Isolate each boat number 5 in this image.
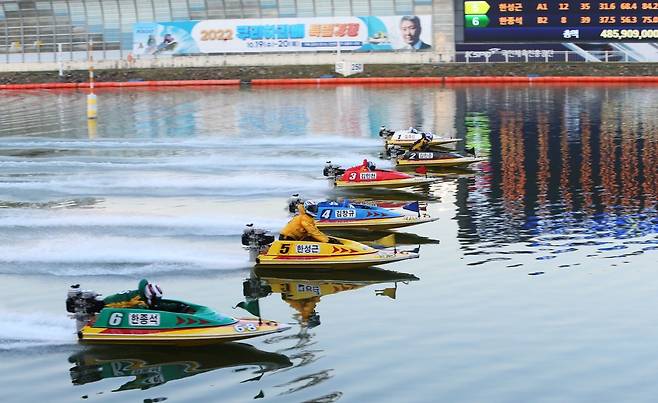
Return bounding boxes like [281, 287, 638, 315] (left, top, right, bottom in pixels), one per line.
[348, 172, 357, 181]
[234, 323, 258, 332]
[279, 243, 290, 254]
[108, 312, 123, 326]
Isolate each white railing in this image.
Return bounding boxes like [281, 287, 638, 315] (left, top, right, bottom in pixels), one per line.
[455, 50, 631, 63]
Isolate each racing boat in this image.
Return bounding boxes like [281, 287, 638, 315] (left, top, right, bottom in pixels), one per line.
[379, 126, 461, 148]
[287, 196, 436, 231]
[323, 160, 437, 189]
[242, 225, 419, 270]
[396, 150, 486, 168]
[69, 343, 292, 391]
[66, 284, 289, 345]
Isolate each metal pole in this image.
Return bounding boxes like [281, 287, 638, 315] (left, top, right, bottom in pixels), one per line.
[57, 43, 64, 77]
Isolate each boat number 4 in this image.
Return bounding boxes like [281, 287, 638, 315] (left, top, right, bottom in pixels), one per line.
[234, 322, 258, 332]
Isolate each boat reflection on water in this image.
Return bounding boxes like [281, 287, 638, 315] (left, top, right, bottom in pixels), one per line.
[68, 342, 292, 392]
[326, 229, 441, 246]
[244, 268, 419, 328]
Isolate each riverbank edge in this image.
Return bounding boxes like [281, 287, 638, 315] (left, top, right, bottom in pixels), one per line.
[1, 63, 657, 89]
[2, 75, 658, 90]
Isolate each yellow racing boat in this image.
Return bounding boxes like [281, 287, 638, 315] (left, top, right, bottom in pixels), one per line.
[396, 150, 486, 168]
[379, 126, 461, 148]
[242, 226, 418, 270]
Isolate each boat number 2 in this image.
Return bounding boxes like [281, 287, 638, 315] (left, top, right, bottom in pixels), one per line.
[108, 312, 123, 326]
[234, 322, 258, 332]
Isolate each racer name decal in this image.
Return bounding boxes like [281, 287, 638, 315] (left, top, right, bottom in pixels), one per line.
[129, 312, 160, 326]
[418, 152, 434, 159]
[396, 133, 418, 140]
[296, 283, 321, 296]
[296, 244, 320, 254]
[359, 172, 377, 180]
[334, 209, 356, 218]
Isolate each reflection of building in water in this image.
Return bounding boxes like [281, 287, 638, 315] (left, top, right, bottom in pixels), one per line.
[455, 86, 658, 245]
[432, 89, 457, 139]
[499, 111, 525, 219]
[367, 87, 456, 137]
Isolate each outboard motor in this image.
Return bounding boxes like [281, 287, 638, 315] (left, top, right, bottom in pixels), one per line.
[66, 284, 104, 332]
[465, 146, 477, 157]
[243, 278, 272, 299]
[323, 161, 345, 178]
[385, 145, 406, 158]
[242, 224, 275, 261]
[378, 126, 394, 138]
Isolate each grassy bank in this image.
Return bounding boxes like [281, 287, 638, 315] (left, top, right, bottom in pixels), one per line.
[1, 63, 657, 85]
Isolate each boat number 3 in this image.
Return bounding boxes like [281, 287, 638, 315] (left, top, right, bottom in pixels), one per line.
[348, 172, 357, 181]
[279, 243, 290, 254]
[108, 312, 123, 326]
[234, 322, 258, 332]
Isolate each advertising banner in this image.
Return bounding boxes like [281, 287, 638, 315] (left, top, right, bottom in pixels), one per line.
[133, 15, 432, 56]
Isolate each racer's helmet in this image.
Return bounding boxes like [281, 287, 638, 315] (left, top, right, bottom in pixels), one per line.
[423, 132, 434, 140]
[409, 127, 418, 134]
[368, 161, 376, 171]
[144, 282, 163, 306]
[303, 200, 318, 214]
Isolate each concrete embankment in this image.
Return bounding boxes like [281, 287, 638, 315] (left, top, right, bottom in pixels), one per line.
[1, 63, 657, 89]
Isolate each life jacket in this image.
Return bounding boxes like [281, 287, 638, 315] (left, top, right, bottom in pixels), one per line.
[279, 204, 329, 242]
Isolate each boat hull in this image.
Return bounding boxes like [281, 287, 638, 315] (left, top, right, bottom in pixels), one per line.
[316, 216, 437, 231]
[256, 251, 418, 270]
[386, 138, 460, 148]
[79, 318, 288, 346]
[396, 156, 486, 168]
[334, 177, 436, 189]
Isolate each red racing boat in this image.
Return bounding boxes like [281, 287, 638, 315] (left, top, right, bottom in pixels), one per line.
[323, 160, 437, 189]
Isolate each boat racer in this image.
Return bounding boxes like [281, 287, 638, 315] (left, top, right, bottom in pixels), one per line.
[280, 201, 336, 243]
[409, 132, 433, 151]
[359, 159, 376, 171]
[102, 279, 163, 309]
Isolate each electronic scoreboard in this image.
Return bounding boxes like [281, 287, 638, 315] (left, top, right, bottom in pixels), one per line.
[463, 1, 658, 41]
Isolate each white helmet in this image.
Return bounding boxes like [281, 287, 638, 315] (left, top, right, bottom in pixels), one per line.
[303, 200, 318, 214]
[144, 283, 163, 304]
[409, 127, 418, 134]
[423, 132, 434, 140]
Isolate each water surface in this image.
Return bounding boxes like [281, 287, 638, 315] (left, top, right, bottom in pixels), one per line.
[0, 84, 656, 402]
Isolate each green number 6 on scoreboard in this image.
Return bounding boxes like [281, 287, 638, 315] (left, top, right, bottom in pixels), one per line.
[465, 15, 490, 28]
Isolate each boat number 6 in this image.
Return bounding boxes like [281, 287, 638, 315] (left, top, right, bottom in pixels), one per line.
[108, 312, 123, 326]
[348, 172, 357, 181]
[234, 323, 258, 332]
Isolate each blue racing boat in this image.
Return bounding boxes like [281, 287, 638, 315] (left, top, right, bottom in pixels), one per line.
[288, 197, 436, 231]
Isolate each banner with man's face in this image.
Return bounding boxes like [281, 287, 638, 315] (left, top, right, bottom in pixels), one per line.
[133, 15, 432, 56]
